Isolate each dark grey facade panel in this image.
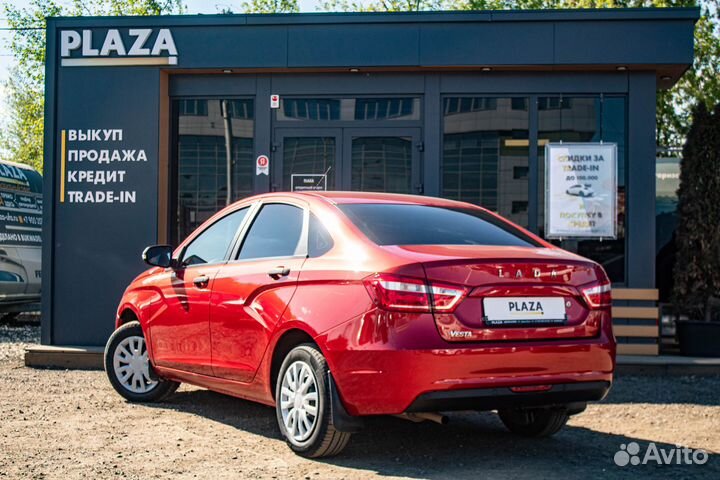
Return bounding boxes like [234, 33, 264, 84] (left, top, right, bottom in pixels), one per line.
[554, 20, 695, 65]
[172, 26, 288, 68]
[422, 74, 442, 197]
[527, 97, 539, 233]
[288, 25, 420, 67]
[51, 67, 160, 345]
[626, 72, 657, 289]
[41, 21, 58, 345]
[419, 23, 555, 66]
[486, 8, 699, 22]
[254, 75, 273, 195]
[49, 9, 698, 71]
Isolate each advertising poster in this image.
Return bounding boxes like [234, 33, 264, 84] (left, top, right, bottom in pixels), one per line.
[0, 164, 43, 247]
[545, 143, 617, 239]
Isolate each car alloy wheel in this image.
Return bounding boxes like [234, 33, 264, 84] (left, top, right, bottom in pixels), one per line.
[279, 360, 319, 443]
[112, 335, 158, 394]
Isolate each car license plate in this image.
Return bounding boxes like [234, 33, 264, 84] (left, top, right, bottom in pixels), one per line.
[483, 297, 566, 326]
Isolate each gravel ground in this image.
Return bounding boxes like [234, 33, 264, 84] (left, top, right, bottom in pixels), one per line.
[1, 324, 718, 480]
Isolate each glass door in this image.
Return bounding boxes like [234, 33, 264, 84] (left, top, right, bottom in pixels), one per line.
[342, 128, 422, 195]
[273, 128, 342, 192]
[274, 127, 422, 194]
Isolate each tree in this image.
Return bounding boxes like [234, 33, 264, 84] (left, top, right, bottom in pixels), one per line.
[242, 0, 299, 13]
[321, 0, 447, 12]
[672, 102, 720, 320]
[0, 0, 184, 171]
[321, 0, 720, 149]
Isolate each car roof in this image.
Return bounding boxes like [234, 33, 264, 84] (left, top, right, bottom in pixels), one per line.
[268, 191, 474, 207]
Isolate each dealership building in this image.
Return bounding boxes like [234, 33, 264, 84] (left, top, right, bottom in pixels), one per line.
[38, 8, 698, 357]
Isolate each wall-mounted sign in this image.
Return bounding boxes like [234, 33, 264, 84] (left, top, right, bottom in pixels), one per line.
[545, 143, 617, 239]
[270, 94, 280, 109]
[60, 28, 177, 67]
[59, 128, 144, 205]
[291, 174, 327, 192]
[256, 155, 269, 176]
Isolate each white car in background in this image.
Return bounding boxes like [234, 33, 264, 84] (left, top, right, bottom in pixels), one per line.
[0, 160, 42, 321]
[566, 184, 594, 198]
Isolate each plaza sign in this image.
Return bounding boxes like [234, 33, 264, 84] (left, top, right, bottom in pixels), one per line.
[545, 143, 617, 239]
[60, 29, 177, 67]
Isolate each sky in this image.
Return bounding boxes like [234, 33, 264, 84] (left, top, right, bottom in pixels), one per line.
[0, 0, 348, 131]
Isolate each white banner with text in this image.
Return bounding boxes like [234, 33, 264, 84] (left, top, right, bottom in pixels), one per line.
[545, 143, 617, 239]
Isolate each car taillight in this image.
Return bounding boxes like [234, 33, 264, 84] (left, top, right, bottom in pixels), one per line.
[581, 282, 612, 308]
[363, 273, 466, 313]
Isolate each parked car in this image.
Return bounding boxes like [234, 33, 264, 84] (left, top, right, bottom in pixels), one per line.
[0, 160, 42, 319]
[566, 184, 594, 197]
[104, 192, 615, 457]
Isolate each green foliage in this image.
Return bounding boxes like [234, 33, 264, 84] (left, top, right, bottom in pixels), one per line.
[1, 0, 62, 171]
[672, 102, 720, 320]
[0, 0, 184, 171]
[241, 0, 300, 13]
[322, 0, 720, 149]
[2, 70, 45, 172]
[321, 0, 446, 11]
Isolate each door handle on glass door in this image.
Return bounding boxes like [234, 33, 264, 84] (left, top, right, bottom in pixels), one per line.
[193, 275, 210, 288]
[268, 266, 290, 280]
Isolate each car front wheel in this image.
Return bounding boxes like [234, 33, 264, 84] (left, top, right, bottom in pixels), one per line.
[275, 344, 351, 458]
[104, 321, 179, 402]
[498, 407, 569, 437]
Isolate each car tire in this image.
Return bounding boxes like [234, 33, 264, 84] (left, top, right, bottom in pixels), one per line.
[104, 321, 179, 403]
[498, 407, 569, 437]
[275, 344, 351, 458]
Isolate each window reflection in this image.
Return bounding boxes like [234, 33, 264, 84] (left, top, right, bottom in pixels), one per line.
[351, 137, 412, 193]
[355, 98, 415, 120]
[280, 99, 340, 121]
[442, 97, 530, 227]
[656, 153, 681, 300]
[175, 98, 254, 243]
[277, 97, 420, 122]
[282, 137, 336, 190]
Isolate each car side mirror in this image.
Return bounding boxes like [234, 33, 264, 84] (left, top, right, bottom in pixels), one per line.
[142, 245, 175, 268]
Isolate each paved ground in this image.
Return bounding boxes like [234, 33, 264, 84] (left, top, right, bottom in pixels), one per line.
[1, 324, 718, 479]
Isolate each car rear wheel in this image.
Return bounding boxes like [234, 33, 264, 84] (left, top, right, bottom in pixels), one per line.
[275, 344, 351, 458]
[498, 407, 569, 437]
[104, 321, 179, 402]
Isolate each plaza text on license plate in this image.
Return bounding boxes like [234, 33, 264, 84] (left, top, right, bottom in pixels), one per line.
[482, 297, 567, 326]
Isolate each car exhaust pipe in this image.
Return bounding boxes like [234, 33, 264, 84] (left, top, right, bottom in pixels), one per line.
[395, 412, 449, 425]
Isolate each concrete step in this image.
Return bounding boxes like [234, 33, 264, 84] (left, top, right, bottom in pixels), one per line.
[25, 345, 104, 370]
[616, 354, 720, 376]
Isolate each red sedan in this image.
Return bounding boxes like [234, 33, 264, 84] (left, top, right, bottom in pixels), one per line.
[104, 192, 615, 457]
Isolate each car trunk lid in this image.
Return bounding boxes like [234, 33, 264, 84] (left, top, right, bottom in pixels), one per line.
[384, 245, 606, 342]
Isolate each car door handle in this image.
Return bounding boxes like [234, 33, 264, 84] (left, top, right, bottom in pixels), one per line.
[268, 266, 290, 280]
[193, 275, 210, 289]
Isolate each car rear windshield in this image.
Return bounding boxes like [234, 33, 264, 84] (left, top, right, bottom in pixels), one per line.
[338, 203, 541, 248]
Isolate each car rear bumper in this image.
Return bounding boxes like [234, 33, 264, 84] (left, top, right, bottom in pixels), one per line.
[406, 380, 611, 412]
[319, 312, 615, 416]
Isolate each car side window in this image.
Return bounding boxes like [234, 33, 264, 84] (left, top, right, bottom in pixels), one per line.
[238, 204, 304, 260]
[308, 214, 333, 257]
[182, 207, 248, 267]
